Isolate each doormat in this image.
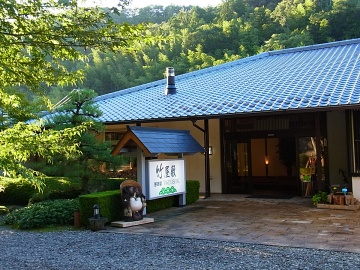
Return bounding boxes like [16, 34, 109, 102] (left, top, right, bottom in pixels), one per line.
[246, 195, 294, 199]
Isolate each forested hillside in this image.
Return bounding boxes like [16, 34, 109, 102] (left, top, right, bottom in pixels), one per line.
[48, 0, 360, 101]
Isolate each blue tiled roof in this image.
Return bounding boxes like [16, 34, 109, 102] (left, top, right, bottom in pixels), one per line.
[113, 126, 204, 155]
[95, 39, 360, 123]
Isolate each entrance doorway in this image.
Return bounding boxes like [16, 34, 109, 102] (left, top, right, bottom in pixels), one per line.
[224, 140, 251, 193]
[224, 137, 298, 194]
[221, 113, 328, 195]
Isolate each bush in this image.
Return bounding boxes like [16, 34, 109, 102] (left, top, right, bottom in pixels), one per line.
[78, 190, 122, 225]
[0, 179, 36, 205]
[0, 177, 82, 205]
[186, 180, 200, 205]
[146, 196, 175, 213]
[1, 199, 79, 229]
[147, 180, 200, 212]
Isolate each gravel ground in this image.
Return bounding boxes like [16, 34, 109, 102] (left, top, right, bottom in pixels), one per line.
[1, 227, 360, 270]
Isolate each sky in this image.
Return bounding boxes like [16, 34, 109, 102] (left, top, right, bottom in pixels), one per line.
[82, 0, 223, 9]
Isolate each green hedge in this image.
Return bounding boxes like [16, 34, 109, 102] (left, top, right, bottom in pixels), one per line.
[185, 180, 200, 205]
[78, 180, 200, 226]
[147, 180, 200, 211]
[78, 190, 122, 225]
[146, 196, 174, 213]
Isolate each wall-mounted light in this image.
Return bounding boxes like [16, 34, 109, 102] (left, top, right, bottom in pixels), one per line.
[264, 156, 269, 165]
[203, 146, 213, 155]
[264, 156, 269, 177]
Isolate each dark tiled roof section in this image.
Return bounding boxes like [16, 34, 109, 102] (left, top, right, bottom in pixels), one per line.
[130, 126, 204, 154]
[94, 39, 360, 123]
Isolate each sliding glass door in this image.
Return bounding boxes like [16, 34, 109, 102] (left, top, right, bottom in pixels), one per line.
[224, 140, 251, 193]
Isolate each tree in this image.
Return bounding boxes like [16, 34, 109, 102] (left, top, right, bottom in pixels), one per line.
[271, 0, 316, 31]
[32, 0, 360, 106]
[40, 89, 124, 192]
[0, 0, 143, 190]
[329, 0, 360, 40]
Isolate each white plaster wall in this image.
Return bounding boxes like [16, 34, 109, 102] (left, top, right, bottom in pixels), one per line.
[327, 111, 348, 186]
[208, 119, 222, 193]
[352, 177, 360, 199]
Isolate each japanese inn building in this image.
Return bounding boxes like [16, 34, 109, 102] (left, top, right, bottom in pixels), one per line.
[93, 38, 360, 198]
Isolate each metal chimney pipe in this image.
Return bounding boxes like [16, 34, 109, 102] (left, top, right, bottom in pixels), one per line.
[165, 67, 176, 95]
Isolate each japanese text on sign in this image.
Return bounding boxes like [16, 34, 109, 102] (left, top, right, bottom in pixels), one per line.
[147, 159, 185, 200]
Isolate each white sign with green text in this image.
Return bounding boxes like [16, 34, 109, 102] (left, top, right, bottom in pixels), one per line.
[146, 159, 186, 200]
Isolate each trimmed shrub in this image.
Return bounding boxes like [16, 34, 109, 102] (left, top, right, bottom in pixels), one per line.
[78, 180, 200, 224]
[1, 199, 79, 229]
[186, 180, 200, 205]
[78, 190, 122, 225]
[147, 180, 200, 211]
[146, 196, 174, 213]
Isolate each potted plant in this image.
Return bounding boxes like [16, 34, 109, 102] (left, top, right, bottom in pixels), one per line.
[311, 191, 328, 206]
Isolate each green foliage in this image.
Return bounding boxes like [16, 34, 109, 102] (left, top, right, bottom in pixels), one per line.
[0, 178, 38, 205]
[46, 0, 360, 100]
[0, 121, 88, 190]
[186, 180, 201, 205]
[146, 197, 175, 213]
[0, 177, 82, 205]
[79, 190, 122, 225]
[147, 180, 200, 211]
[0, 0, 144, 189]
[39, 89, 125, 192]
[3, 1, 358, 103]
[100, 178, 125, 191]
[0, 0, 142, 92]
[142, 180, 201, 212]
[1, 199, 79, 229]
[312, 191, 328, 206]
[51, 89, 103, 128]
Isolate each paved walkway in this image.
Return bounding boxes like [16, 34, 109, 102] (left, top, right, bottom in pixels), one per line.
[104, 194, 360, 253]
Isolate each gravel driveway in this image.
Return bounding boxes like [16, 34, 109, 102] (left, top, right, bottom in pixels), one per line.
[1, 227, 359, 270]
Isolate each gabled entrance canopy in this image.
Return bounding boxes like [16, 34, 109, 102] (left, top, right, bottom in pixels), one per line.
[111, 126, 204, 156]
[111, 125, 204, 207]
